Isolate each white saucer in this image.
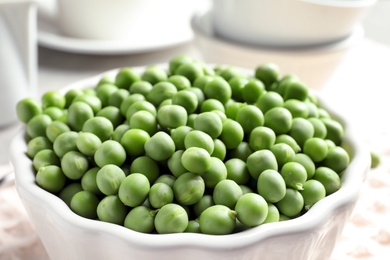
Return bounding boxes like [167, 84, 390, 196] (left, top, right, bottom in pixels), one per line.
[38, 13, 194, 55]
[192, 9, 365, 53]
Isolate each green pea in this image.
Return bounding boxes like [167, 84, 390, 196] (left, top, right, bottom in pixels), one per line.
[240, 185, 253, 195]
[227, 141, 253, 162]
[264, 107, 292, 135]
[289, 118, 315, 148]
[193, 194, 215, 217]
[187, 87, 205, 110]
[255, 63, 280, 89]
[213, 179, 243, 209]
[175, 62, 204, 84]
[121, 129, 150, 157]
[41, 91, 66, 109]
[72, 94, 102, 114]
[211, 138, 227, 161]
[313, 166, 341, 195]
[16, 97, 42, 123]
[124, 206, 156, 233]
[235, 105, 264, 135]
[256, 91, 284, 114]
[235, 193, 268, 227]
[280, 162, 307, 190]
[225, 102, 245, 119]
[321, 118, 344, 145]
[157, 104, 188, 129]
[185, 220, 201, 233]
[200, 98, 225, 113]
[200, 157, 227, 188]
[59, 183, 83, 207]
[170, 125, 192, 151]
[43, 107, 66, 121]
[275, 188, 304, 217]
[169, 55, 193, 74]
[115, 67, 141, 89]
[36, 165, 66, 193]
[27, 136, 53, 159]
[283, 81, 308, 101]
[154, 174, 176, 188]
[308, 118, 327, 139]
[257, 169, 286, 203]
[370, 151, 381, 168]
[125, 100, 157, 121]
[204, 77, 232, 104]
[27, 114, 53, 139]
[81, 167, 101, 195]
[225, 158, 250, 185]
[246, 150, 278, 180]
[70, 191, 99, 219]
[129, 110, 157, 136]
[119, 173, 150, 207]
[291, 153, 316, 180]
[171, 90, 198, 114]
[129, 81, 153, 96]
[112, 124, 130, 143]
[96, 83, 118, 107]
[323, 146, 350, 174]
[263, 203, 280, 224]
[199, 205, 236, 235]
[96, 106, 124, 128]
[147, 81, 177, 107]
[32, 149, 60, 171]
[219, 66, 245, 82]
[53, 131, 78, 158]
[97, 195, 127, 225]
[193, 112, 223, 139]
[303, 137, 329, 162]
[270, 143, 295, 168]
[130, 156, 160, 183]
[145, 131, 176, 161]
[46, 121, 70, 143]
[241, 79, 265, 104]
[184, 130, 214, 155]
[249, 126, 276, 151]
[173, 172, 205, 205]
[149, 183, 174, 209]
[94, 140, 127, 167]
[64, 89, 84, 108]
[275, 134, 301, 153]
[168, 75, 191, 90]
[154, 203, 188, 234]
[299, 180, 326, 210]
[120, 93, 145, 116]
[228, 76, 248, 101]
[181, 147, 211, 174]
[67, 102, 94, 132]
[283, 99, 309, 118]
[219, 119, 244, 149]
[167, 150, 187, 178]
[61, 151, 89, 180]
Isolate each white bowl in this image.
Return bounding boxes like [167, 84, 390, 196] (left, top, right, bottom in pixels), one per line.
[191, 9, 365, 89]
[10, 65, 370, 260]
[211, 0, 376, 47]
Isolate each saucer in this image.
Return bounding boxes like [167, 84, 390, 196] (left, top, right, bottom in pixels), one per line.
[37, 11, 195, 55]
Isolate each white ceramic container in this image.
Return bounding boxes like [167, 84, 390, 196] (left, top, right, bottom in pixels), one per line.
[10, 65, 370, 260]
[211, 0, 377, 47]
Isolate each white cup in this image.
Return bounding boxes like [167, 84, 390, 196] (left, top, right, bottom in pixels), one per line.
[0, 0, 37, 127]
[39, 0, 154, 40]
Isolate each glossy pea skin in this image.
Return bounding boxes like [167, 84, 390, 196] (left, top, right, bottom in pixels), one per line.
[125, 100, 157, 120]
[129, 81, 153, 96]
[53, 131, 78, 158]
[96, 164, 126, 195]
[144, 131, 176, 161]
[275, 134, 301, 153]
[308, 118, 327, 139]
[120, 129, 150, 157]
[255, 63, 280, 89]
[235, 105, 264, 135]
[147, 82, 177, 107]
[242, 79, 265, 104]
[246, 149, 278, 180]
[154, 203, 188, 234]
[256, 91, 284, 114]
[112, 124, 130, 143]
[43, 107, 66, 121]
[129, 110, 157, 136]
[184, 130, 214, 155]
[235, 193, 268, 227]
[76, 132, 102, 157]
[130, 156, 160, 183]
[41, 91, 66, 109]
[193, 194, 215, 217]
[170, 125, 192, 151]
[96, 106, 124, 128]
[27, 114, 53, 139]
[213, 179, 243, 209]
[263, 203, 280, 224]
[219, 119, 244, 150]
[97, 195, 128, 225]
[181, 147, 211, 175]
[120, 94, 145, 116]
[67, 101, 94, 132]
[174, 62, 204, 84]
[227, 141, 253, 162]
[36, 165, 66, 193]
[249, 126, 276, 151]
[46, 121, 71, 143]
[275, 188, 304, 217]
[225, 158, 250, 185]
[172, 90, 198, 114]
[154, 174, 176, 189]
[303, 137, 329, 162]
[289, 118, 315, 148]
[168, 75, 191, 90]
[211, 138, 227, 161]
[323, 146, 350, 174]
[64, 89, 84, 108]
[81, 167, 102, 195]
[200, 98, 225, 113]
[290, 153, 316, 180]
[72, 94, 102, 114]
[96, 83, 118, 107]
[167, 150, 187, 178]
[115, 67, 141, 89]
[149, 182, 174, 209]
[313, 167, 341, 195]
[203, 77, 232, 104]
[280, 162, 307, 190]
[59, 183, 83, 207]
[27, 136, 53, 159]
[33, 149, 60, 171]
[283, 81, 309, 101]
[118, 173, 150, 207]
[270, 143, 295, 168]
[199, 205, 236, 235]
[185, 220, 201, 233]
[16, 98, 42, 123]
[124, 206, 156, 233]
[200, 157, 227, 188]
[299, 179, 326, 210]
[264, 107, 292, 135]
[94, 140, 127, 167]
[257, 169, 286, 203]
[70, 191, 100, 219]
[229, 76, 248, 101]
[61, 151, 89, 180]
[321, 118, 344, 145]
[193, 111, 223, 139]
[283, 99, 309, 118]
[157, 104, 188, 129]
[173, 172, 205, 205]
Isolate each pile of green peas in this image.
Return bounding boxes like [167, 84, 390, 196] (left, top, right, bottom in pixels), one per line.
[16, 55, 350, 235]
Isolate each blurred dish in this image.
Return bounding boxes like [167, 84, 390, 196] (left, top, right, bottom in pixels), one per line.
[191, 9, 364, 89]
[37, 4, 195, 55]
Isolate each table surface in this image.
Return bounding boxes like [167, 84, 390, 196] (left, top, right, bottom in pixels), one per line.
[1, 9, 390, 260]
